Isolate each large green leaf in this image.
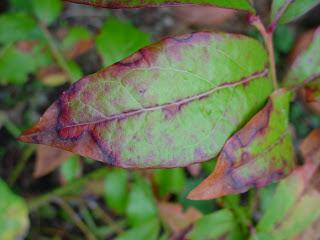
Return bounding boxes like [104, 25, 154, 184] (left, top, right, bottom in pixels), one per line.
[271, 0, 320, 25]
[96, 17, 151, 67]
[19, 32, 272, 168]
[284, 27, 320, 89]
[65, 0, 254, 12]
[189, 89, 295, 199]
[0, 179, 29, 239]
[253, 129, 320, 240]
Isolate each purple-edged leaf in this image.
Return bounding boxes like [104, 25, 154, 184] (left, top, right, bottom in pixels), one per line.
[284, 27, 320, 89]
[65, 0, 254, 12]
[188, 89, 295, 200]
[19, 32, 272, 168]
[252, 129, 320, 240]
[271, 0, 320, 25]
[284, 27, 320, 113]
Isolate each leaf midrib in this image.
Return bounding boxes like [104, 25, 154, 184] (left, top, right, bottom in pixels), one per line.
[62, 69, 268, 130]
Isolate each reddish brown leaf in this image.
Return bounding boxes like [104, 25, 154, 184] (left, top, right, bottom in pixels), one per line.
[65, 38, 94, 59]
[175, 6, 236, 26]
[188, 89, 295, 200]
[33, 145, 72, 178]
[158, 202, 202, 234]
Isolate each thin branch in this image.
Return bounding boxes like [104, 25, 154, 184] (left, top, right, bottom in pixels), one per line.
[249, 15, 278, 89]
[27, 167, 109, 210]
[88, 200, 124, 235]
[268, 0, 293, 33]
[39, 22, 76, 82]
[8, 145, 36, 185]
[55, 198, 96, 240]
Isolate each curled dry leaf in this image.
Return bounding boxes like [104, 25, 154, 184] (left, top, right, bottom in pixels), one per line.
[18, 32, 272, 168]
[65, 0, 254, 12]
[284, 27, 320, 114]
[34, 145, 72, 178]
[158, 202, 202, 234]
[253, 129, 320, 240]
[188, 89, 295, 200]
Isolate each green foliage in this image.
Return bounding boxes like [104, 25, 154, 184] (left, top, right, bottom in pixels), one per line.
[0, 179, 29, 240]
[31, 0, 62, 25]
[2, 0, 320, 239]
[126, 176, 158, 226]
[60, 155, 82, 182]
[0, 13, 37, 44]
[154, 168, 186, 196]
[96, 17, 151, 66]
[271, 0, 320, 24]
[104, 169, 129, 214]
[115, 218, 159, 240]
[187, 209, 238, 240]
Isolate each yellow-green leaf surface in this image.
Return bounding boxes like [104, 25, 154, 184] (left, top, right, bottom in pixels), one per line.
[189, 89, 294, 200]
[19, 32, 272, 168]
[0, 179, 29, 239]
[271, 0, 320, 24]
[65, 0, 254, 11]
[252, 129, 320, 240]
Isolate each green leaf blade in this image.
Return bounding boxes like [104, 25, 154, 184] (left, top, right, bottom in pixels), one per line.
[19, 32, 272, 168]
[0, 179, 29, 240]
[271, 0, 320, 25]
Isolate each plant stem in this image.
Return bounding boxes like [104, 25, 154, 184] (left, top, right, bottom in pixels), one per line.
[55, 198, 96, 240]
[39, 22, 76, 82]
[27, 167, 109, 210]
[8, 145, 36, 186]
[88, 200, 124, 235]
[249, 15, 278, 89]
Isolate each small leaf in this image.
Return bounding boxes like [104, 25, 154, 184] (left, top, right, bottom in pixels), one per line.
[158, 202, 202, 234]
[59, 155, 82, 183]
[0, 13, 37, 44]
[188, 89, 295, 200]
[115, 218, 159, 240]
[61, 26, 93, 59]
[19, 32, 272, 168]
[271, 0, 320, 25]
[32, 0, 62, 25]
[126, 176, 157, 226]
[253, 129, 320, 240]
[96, 17, 151, 67]
[154, 168, 186, 196]
[34, 145, 72, 178]
[187, 209, 237, 240]
[66, 0, 254, 12]
[0, 179, 29, 239]
[104, 169, 129, 214]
